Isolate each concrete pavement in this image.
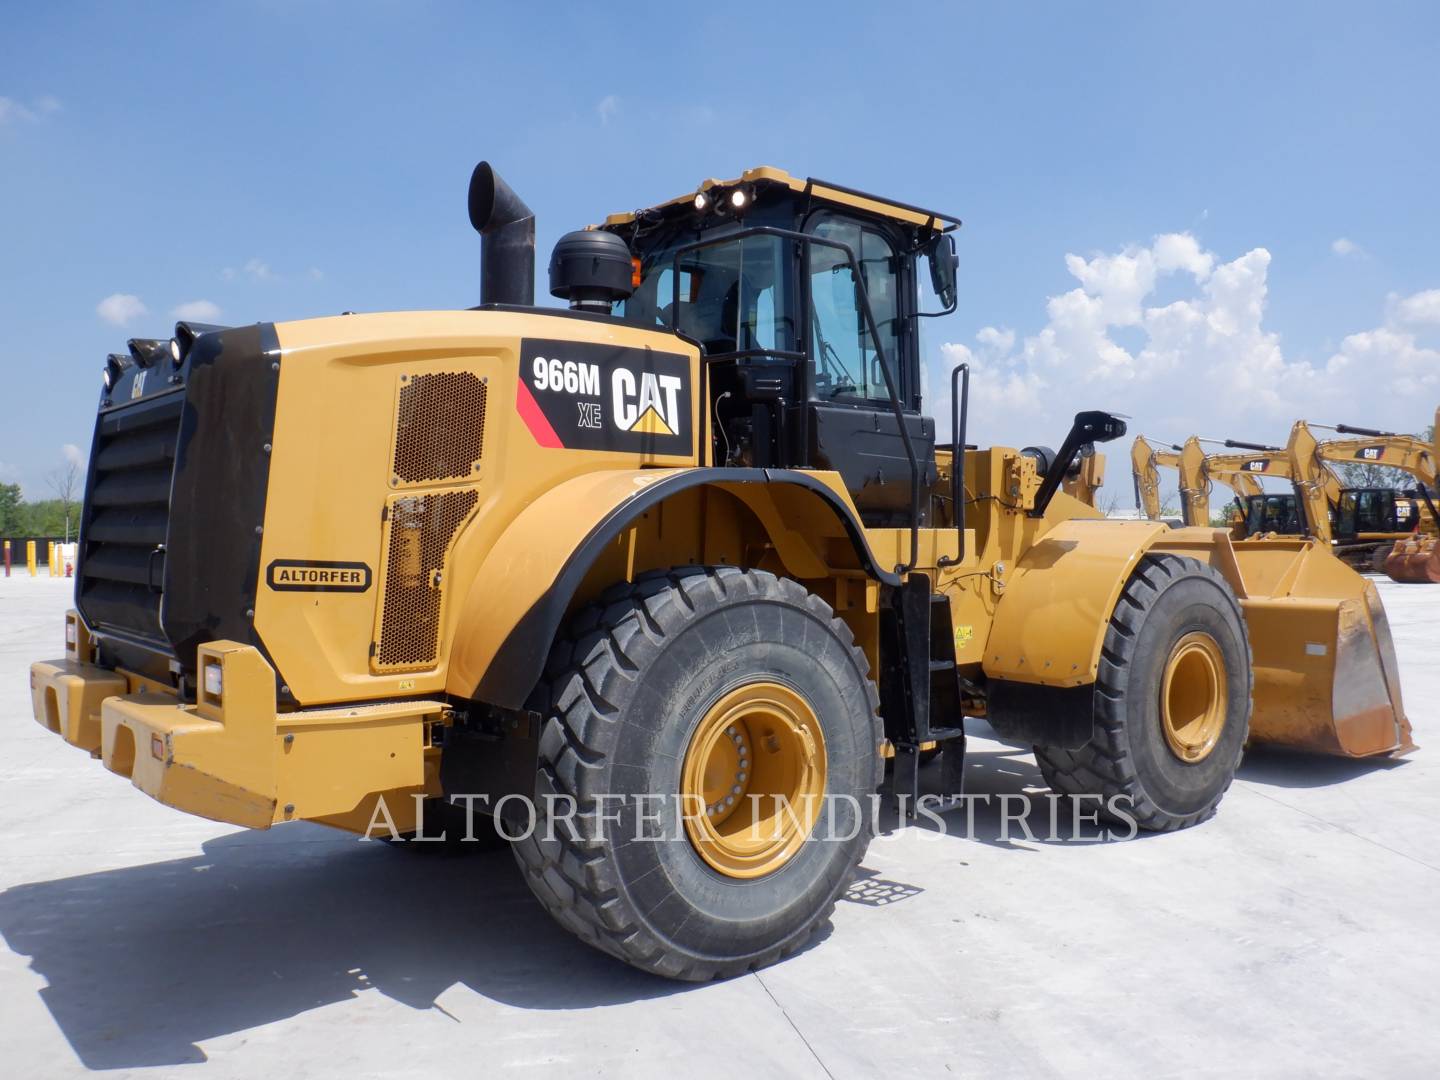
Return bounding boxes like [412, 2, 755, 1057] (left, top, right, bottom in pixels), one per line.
[1, 571, 1436, 1078]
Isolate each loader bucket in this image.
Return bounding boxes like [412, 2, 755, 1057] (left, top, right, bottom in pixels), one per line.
[1231, 540, 1414, 758]
[1384, 535, 1440, 584]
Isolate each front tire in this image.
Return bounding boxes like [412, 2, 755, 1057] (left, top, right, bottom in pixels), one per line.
[511, 566, 882, 980]
[1034, 553, 1252, 831]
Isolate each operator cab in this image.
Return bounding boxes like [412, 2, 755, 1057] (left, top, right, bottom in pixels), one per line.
[1335, 487, 1411, 538]
[1241, 493, 1301, 536]
[600, 168, 961, 527]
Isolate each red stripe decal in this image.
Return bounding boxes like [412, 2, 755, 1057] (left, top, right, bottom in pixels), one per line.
[515, 377, 563, 448]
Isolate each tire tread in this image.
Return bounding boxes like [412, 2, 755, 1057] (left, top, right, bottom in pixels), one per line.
[511, 566, 883, 980]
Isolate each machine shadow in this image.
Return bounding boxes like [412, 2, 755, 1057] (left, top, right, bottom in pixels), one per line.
[1236, 744, 1411, 789]
[0, 825, 688, 1071]
[877, 735, 1154, 850]
[5, 731, 1351, 1070]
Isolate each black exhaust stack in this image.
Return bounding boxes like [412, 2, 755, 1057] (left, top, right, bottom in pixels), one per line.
[468, 162, 534, 306]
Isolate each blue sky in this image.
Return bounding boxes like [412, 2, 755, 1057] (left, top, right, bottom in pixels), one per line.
[2, 2, 1437, 502]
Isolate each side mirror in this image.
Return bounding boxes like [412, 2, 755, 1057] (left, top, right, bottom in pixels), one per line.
[924, 233, 959, 312]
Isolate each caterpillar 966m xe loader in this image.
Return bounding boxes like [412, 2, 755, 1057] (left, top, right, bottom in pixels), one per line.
[30, 163, 1414, 980]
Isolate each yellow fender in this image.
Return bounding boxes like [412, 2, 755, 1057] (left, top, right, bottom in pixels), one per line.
[983, 519, 1171, 687]
[445, 466, 892, 708]
[984, 521, 1410, 758]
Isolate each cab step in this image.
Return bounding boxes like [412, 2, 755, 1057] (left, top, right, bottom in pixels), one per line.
[880, 575, 967, 813]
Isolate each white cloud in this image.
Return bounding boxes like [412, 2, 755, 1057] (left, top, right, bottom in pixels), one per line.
[596, 94, 619, 126]
[930, 232, 1440, 494]
[0, 97, 36, 125]
[1393, 288, 1440, 326]
[61, 443, 85, 467]
[1331, 237, 1364, 257]
[172, 299, 222, 321]
[224, 258, 272, 281]
[96, 293, 147, 326]
[0, 94, 60, 126]
[307, 266, 325, 281]
[1154, 233, 1214, 279]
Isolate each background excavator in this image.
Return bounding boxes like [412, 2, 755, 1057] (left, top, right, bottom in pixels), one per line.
[1132, 435, 1295, 537]
[1284, 413, 1439, 583]
[1130, 435, 1191, 525]
[1134, 420, 1437, 581]
[1194, 442, 1299, 538]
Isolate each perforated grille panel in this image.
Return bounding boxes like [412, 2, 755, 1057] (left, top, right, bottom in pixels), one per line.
[392, 372, 487, 485]
[373, 488, 479, 671]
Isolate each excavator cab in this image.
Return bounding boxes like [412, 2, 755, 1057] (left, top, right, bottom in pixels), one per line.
[1243, 492, 1301, 536]
[1335, 487, 1405, 538]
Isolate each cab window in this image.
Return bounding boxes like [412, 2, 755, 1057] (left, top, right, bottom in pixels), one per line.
[807, 217, 901, 404]
[631, 234, 794, 356]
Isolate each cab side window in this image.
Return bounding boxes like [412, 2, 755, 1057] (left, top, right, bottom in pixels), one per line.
[808, 217, 901, 404]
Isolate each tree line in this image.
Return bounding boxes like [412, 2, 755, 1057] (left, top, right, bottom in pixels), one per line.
[0, 458, 84, 540]
[0, 487, 76, 539]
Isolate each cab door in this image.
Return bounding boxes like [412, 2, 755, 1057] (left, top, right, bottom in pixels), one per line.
[804, 214, 936, 526]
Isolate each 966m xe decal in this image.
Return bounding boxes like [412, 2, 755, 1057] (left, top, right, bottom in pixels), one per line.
[516, 338, 692, 455]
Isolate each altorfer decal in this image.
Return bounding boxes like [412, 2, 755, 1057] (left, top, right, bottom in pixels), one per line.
[266, 559, 373, 593]
[516, 338, 691, 454]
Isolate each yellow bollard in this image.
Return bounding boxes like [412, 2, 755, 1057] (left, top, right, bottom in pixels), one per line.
[27, 540, 37, 577]
[49, 542, 59, 577]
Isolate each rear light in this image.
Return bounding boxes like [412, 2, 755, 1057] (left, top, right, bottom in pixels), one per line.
[203, 662, 223, 699]
[65, 622, 76, 646]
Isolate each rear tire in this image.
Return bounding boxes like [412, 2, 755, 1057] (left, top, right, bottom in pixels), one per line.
[1033, 553, 1252, 831]
[511, 566, 883, 980]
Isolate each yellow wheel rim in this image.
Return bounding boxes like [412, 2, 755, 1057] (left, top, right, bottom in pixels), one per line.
[680, 682, 827, 880]
[1160, 632, 1227, 764]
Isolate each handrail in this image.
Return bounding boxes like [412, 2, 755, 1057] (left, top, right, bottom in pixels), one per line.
[937, 363, 969, 566]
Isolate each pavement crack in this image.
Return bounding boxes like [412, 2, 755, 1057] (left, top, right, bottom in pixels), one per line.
[1239, 782, 1440, 873]
[752, 971, 834, 1080]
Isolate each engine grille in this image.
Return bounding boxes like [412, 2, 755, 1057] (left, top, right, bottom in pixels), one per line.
[392, 372, 488, 485]
[77, 391, 184, 644]
[373, 488, 480, 671]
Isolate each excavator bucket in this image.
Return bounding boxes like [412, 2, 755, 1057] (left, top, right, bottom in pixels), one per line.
[1384, 534, 1440, 584]
[1218, 537, 1416, 757]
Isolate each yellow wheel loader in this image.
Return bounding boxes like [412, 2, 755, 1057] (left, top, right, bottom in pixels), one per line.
[30, 163, 1414, 980]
